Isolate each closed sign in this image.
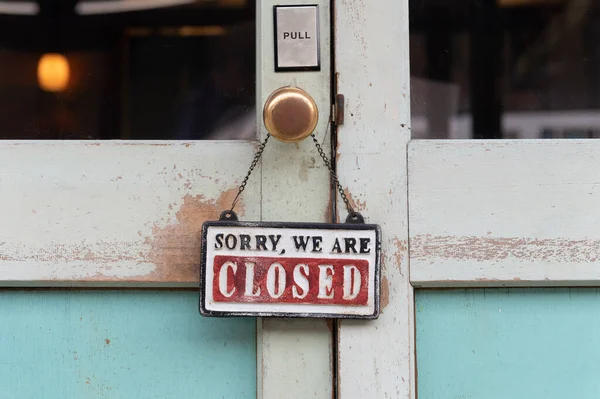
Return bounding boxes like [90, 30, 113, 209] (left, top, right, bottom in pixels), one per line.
[200, 221, 381, 319]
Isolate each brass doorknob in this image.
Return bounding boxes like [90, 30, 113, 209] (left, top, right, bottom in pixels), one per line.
[263, 86, 319, 143]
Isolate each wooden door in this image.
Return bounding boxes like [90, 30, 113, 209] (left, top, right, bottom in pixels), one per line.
[0, 1, 334, 397]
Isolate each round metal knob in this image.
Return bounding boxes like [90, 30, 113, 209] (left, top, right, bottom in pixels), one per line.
[263, 86, 319, 143]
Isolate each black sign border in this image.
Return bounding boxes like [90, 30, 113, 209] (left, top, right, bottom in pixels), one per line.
[199, 220, 381, 319]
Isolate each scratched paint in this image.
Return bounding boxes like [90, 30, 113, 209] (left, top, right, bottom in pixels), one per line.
[417, 288, 600, 398]
[412, 235, 600, 263]
[411, 234, 600, 287]
[0, 290, 256, 398]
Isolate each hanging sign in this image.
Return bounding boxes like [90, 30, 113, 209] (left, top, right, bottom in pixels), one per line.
[200, 219, 381, 319]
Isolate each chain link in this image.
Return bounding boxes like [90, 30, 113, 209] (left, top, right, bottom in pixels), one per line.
[229, 133, 271, 212]
[310, 133, 355, 216]
[228, 128, 359, 221]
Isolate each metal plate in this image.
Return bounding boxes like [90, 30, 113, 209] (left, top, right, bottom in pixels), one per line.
[274, 5, 320, 72]
[199, 220, 381, 319]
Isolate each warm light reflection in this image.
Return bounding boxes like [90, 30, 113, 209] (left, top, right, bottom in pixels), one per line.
[37, 53, 70, 92]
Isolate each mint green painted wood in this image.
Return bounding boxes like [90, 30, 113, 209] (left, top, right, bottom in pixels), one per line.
[416, 288, 600, 399]
[0, 291, 255, 398]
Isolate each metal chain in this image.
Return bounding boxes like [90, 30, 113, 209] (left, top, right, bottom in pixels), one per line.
[310, 133, 356, 216]
[226, 127, 361, 223]
[229, 133, 271, 212]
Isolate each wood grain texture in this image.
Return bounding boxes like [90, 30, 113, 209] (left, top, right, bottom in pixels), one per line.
[336, 0, 414, 397]
[257, 1, 333, 398]
[0, 141, 260, 286]
[409, 140, 600, 287]
[0, 290, 256, 398]
[416, 288, 600, 398]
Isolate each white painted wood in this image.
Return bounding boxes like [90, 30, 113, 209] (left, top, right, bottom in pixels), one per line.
[335, 0, 414, 398]
[257, 0, 333, 397]
[409, 139, 600, 287]
[0, 140, 260, 287]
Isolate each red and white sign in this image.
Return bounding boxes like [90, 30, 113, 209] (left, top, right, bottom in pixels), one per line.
[200, 222, 381, 318]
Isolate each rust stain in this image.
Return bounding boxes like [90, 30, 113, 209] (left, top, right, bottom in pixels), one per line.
[412, 234, 600, 263]
[324, 192, 334, 223]
[104, 338, 110, 345]
[326, 319, 335, 333]
[142, 188, 241, 282]
[343, 188, 367, 212]
[380, 275, 390, 311]
[335, 133, 342, 163]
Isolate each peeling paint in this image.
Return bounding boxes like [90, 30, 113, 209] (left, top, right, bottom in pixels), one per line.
[343, 188, 367, 212]
[392, 238, 407, 274]
[143, 188, 241, 282]
[412, 234, 600, 263]
[380, 275, 390, 310]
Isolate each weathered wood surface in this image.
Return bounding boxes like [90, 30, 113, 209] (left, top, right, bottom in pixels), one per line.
[409, 140, 600, 287]
[257, 0, 333, 398]
[0, 141, 260, 286]
[336, 0, 415, 397]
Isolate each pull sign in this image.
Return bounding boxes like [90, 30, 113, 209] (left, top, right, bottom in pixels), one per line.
[274, 5, 320, 71]
[200, 221, 381, 319]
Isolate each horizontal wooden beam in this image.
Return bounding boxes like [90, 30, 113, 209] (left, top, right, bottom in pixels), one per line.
[409, 140, 600, 287]
[0, 140, 260, 287]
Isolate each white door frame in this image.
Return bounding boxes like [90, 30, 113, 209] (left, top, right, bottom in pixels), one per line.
[335, 0, 414, 397]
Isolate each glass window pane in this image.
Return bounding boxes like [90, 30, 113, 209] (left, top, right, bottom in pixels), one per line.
[0, 0, 255, 140]
[410, 0, 600, 139]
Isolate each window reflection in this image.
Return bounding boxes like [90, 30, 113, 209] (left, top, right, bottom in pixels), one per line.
[0, 0, 255, 140]
[410, 0, 600, 139]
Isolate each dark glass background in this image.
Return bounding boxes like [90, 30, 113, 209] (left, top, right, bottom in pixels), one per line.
[410, 0, 600, 139]
[0, 0, 255, 139]
[1, 0, 598, 139]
